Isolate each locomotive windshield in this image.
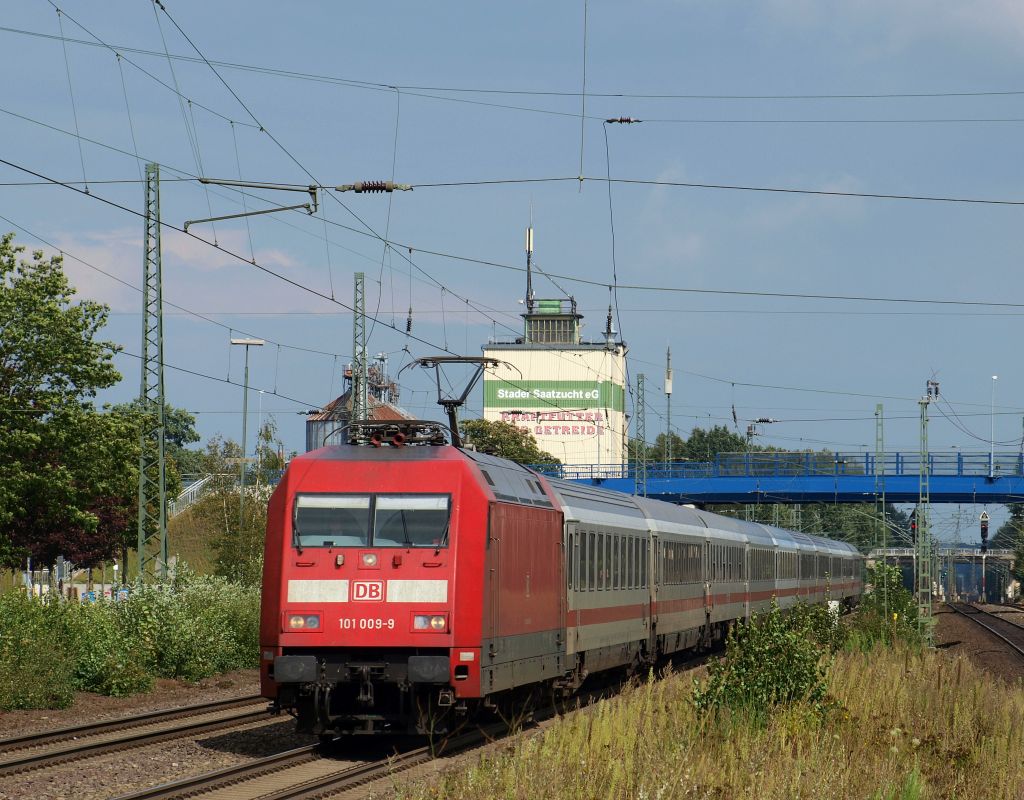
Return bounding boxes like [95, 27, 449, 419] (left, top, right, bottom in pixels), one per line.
[293, 493, 450, 549]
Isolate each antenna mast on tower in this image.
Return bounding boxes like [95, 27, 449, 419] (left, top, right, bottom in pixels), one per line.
[525, 221, 535, 313]
[665, 346, 673, 464]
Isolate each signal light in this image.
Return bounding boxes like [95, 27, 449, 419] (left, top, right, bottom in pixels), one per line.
[910, 509, 917, 542]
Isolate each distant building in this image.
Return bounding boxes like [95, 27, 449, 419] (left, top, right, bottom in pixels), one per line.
[482, 293, 628, 467]
[305, 359, 413, 451]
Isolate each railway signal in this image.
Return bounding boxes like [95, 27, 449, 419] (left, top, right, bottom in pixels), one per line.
[980, 510, 990, 554]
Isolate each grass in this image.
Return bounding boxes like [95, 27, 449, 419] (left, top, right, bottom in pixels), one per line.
[394, 644, 1024, 800]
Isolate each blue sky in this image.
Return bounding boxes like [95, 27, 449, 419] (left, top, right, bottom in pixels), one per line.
[3, 1, 1023, 541]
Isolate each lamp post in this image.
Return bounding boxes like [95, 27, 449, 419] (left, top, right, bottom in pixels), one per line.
[231, 338, 264, 533]
[991, 375, 998, 478]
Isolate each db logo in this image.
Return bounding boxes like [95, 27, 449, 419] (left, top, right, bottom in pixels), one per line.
[352, 580, 384, 602]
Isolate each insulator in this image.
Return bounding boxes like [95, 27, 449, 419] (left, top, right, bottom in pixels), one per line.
[406, 308, 413, 333]
[355, 180, 392, 193]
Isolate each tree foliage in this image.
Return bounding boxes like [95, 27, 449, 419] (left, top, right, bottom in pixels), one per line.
[646, 425, 750, 462]
[0, 234, 128, 567]
[461, 419, 560, 465]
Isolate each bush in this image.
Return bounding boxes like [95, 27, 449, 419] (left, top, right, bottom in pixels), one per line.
[0, 592, 76, 709]
[0, 573, 260, 707]
[847, 563, 921, 650]
[692, 600, 830, 722]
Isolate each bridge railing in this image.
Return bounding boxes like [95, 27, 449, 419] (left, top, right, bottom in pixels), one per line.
[531, 451, 1024, 482]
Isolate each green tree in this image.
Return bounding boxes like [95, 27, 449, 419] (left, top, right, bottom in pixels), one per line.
[461, 419, 560, 465]
[994, 505, 1024, 582]
[0, 234, 128, 567]
[109, 400, 201, 477]
[680, 425, 750, 461]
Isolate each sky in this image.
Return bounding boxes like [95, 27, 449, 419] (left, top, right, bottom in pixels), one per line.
[3, 0, 1024, 543]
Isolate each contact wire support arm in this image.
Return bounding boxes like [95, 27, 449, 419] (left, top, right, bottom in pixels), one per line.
[184, 178, 318, 231]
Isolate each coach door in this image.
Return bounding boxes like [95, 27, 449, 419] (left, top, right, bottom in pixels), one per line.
[649, 535, 659, 632]
[704, 539, 714, 619]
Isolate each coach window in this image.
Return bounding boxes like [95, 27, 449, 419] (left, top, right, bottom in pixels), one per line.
[597, 533, 606, 590]
[620, 537, 628, 589]
[293, 494, 371, 548]
[602, 532, 610, 590]
[589, 532, 597, 590]
[605, 534, 612, 589]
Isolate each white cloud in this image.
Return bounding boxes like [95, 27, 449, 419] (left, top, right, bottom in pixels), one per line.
[760, 0, 1024, 54]
[50, 226, 331, 315]
[745, 173, 867, 232]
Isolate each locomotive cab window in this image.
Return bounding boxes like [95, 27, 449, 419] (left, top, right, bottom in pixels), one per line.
[373, 495, 451, 547]
[293, 495, 371, 548]
[293, 494, 450, 549]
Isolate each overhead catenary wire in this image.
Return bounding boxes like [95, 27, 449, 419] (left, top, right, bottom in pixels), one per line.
[5, 110, 1021, 418]
[40, 5, 257, 129]
[0, 211, 353, 362]
[8, 24, 1024, 103]
[10, 101, 1024, 309]
[0, 156, 638, 442]
[54, 7, 88, 194]
[12, 15, 1019, 446]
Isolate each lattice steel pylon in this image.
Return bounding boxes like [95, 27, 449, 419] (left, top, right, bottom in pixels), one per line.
[635, 373, 647, 497]
[351, 272, 368, 429]
[137, 163, 167, 581]
[916, 381, 939, 642]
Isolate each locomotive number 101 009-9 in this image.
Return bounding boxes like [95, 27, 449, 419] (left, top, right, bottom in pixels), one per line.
[339, 617, 397, 630]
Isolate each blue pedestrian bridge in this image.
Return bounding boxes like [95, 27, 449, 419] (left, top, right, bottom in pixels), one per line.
[531, 451, 1024, 505]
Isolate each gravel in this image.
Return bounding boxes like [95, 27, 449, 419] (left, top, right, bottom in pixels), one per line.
[0, 670, 260, 739]
[0, 717, 319, 800]
[0, 669, 324, 800]
[934, 604, 1024, 683]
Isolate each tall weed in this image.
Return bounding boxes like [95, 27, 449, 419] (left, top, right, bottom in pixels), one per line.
[0, 573, 259, 708]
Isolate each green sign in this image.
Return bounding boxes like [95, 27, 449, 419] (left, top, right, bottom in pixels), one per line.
[484, 379, 625, 412]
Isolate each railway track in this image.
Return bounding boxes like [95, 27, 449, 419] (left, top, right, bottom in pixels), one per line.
[110, 658, 706, 800]
[113, 725, 501, 800]
[947, 602, 1024, 660]
[0, 695, 270, 776]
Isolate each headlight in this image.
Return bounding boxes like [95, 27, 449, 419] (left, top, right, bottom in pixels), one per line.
[361, 552, 378, 567]
[412, 614, 447, 632]
[286, 613, 321, 631]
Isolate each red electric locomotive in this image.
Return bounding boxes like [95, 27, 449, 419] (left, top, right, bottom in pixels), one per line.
[260, 421, 862, 737]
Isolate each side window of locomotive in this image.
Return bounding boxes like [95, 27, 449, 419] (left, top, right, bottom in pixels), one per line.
[293, 494, 371, 548]
[373, 495, 450, 548]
